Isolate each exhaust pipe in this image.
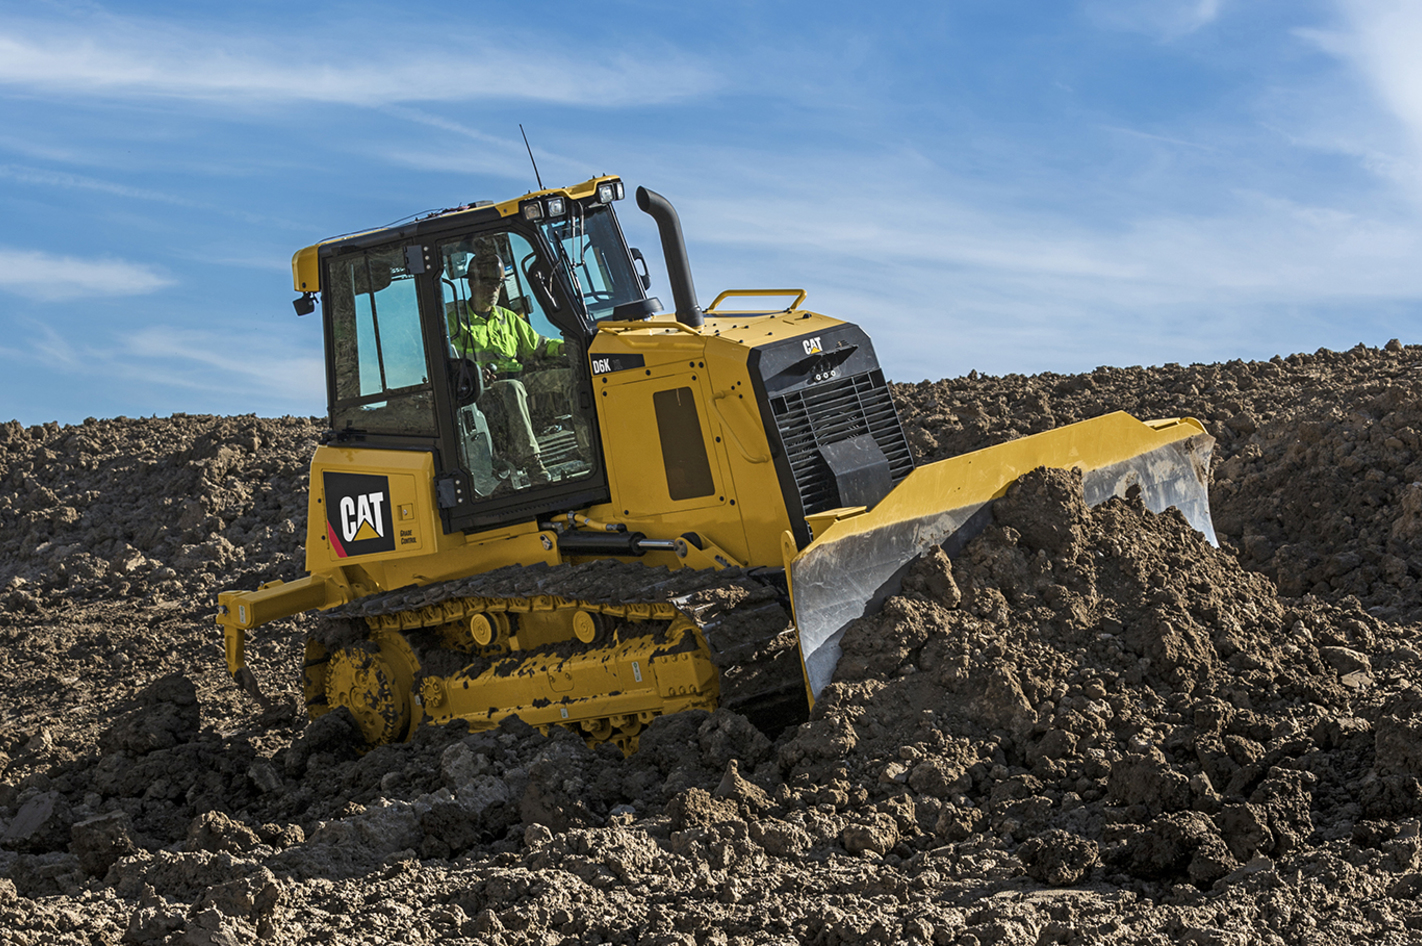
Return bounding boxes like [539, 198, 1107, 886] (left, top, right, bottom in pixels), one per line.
[636, 186, 704, 328]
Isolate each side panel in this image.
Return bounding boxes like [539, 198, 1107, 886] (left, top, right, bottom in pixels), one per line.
[304, 445, 561, 591]
[306, 446, 443, 571]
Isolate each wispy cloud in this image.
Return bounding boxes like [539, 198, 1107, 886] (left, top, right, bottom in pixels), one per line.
[0, 16, 717, 107]
[0, 163, 313, 230]
[1084, 0, 1226, 40]
[1306, 2, 1422, 160]
[1, 316, 325, 408]
[629, 144, 1422, 376]
[0, 163, 197, 206]
[117, 327, 325, 401]
[0, 248, 172, 300]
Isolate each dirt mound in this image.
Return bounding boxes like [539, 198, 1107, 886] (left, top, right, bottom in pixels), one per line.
[894, 340, 1422, 621]
[0, 413, 319, 610]
[800, 467, 1400, 892]
[6, 341, 1422, 944]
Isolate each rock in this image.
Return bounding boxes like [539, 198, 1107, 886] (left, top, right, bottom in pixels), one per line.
[70, 810, 139, 876]
[1320, 646, 1372, 676]
[124, 900, 186, 944]
[841, 812, 899, 856]
[750, 819, 812, 857]
[1107, 753, 1192, 813]
[246, 761, 281, 794]
[266, 799, 422, 880]
[713, 759, 771, 813]
[194, 867, 282, 923]
[185, 811, 261, 855]
[1, 791, 73, 854]
[902, 547, 962, 608]
[524, 823, 553, 849]
[176, 906, 252, 946]
[666, 788, 740, 831]
[441, 741, 489, 791]
[1017, 829, 1099, 885]
[100, 674, 200, 756]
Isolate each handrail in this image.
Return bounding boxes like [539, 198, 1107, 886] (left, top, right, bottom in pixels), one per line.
[596, 319, 701, 335]
[706, 288, 808, 314]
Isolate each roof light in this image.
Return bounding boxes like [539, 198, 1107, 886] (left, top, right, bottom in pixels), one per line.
[596, 182, 616, 204]
[545, 196, 566, 217]
[520, 199, 544, 221]
[614, 181, 625, 200]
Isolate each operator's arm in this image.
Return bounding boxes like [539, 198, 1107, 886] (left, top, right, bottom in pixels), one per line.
[510, 316, 563, 361]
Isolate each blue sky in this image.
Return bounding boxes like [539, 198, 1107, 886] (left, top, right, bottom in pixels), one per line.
[1, 0, 1420, 425]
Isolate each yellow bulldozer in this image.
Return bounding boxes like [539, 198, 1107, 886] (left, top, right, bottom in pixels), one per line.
[217, 175, 1216, 753]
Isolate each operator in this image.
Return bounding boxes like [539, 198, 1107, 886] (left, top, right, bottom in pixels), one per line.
[449, 252, 564, 485]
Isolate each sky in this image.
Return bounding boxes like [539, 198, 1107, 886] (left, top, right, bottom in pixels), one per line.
[1, 0, 1420, 425]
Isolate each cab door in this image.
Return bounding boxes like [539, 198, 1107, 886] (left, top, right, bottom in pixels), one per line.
[427, 227, 608, 533]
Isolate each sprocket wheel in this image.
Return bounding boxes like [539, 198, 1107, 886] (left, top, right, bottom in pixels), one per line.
[325, 640, 411, 746]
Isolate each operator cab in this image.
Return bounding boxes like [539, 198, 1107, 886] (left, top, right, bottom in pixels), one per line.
[308, 176, 653, 534]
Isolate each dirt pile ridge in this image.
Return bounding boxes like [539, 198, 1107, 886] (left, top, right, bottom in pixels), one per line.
[2, 340, 1422, 945]
[894, 339, 1422, 621]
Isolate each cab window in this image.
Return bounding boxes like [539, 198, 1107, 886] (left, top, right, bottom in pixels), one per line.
[437, 231, 595, 497]
[327, 245, 434, 435]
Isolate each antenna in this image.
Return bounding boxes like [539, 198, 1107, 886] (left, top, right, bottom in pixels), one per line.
[519, 124, 544, 190]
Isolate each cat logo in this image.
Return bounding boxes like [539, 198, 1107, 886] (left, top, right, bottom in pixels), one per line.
[340, 492, 385, 543]
[802, 336, 823, 355]
[323, 472, 396, 558]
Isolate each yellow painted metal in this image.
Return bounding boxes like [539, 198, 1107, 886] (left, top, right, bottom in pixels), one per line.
[320, 629, 420, 744]
[583, 313, 846, 569]
[218, 574, 347, 679]
[292, 244, 321, 293]
[573, 610, 598, 643]
[789, 412, 1216, 704]
[491, 175, 626, 219]
[812, 413, 1208, 552]
[705, 289, 808, 313]
[305, 444, 561, 585]
[424, 612, 718, 755]
[804, 506, 867, 541]
[469, 613, 496, 647]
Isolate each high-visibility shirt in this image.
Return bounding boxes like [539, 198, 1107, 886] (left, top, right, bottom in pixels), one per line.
[447, 303, 564, 374]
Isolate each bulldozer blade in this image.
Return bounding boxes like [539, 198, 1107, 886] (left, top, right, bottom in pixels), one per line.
[788, 412, 1216, 702]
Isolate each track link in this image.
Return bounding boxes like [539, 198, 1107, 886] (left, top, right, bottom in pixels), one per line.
[303, 560, 806, 753]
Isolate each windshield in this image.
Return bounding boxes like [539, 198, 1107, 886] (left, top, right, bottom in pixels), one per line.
[538, 203, 644, 321]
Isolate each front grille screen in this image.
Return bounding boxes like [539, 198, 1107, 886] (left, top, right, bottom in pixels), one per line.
[768, 369, 914, 516]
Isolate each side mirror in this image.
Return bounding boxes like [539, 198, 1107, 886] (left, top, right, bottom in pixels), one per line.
[448, 357, 484, 407]
[630, 247, 652, 290]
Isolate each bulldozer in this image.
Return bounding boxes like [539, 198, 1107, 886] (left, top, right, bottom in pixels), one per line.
[217, 175, 1217, 753]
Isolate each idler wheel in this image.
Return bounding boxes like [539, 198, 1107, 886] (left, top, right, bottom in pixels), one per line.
[325, 640, 411, 746]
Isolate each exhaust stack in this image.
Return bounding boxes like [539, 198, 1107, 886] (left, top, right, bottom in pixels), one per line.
[636, 187, 704, 328]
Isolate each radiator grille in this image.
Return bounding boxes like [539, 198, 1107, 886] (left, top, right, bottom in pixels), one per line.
[768, 369, 914, 516]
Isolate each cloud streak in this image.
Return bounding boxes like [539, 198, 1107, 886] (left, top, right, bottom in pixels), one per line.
[0, 16, 717, 107]
[1084, 0, 1227, 40]
[0, 248, 172, 301]
[1312, 2, 1422, 160]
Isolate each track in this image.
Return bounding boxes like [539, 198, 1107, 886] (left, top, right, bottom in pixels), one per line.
[304, 559, 808, 752]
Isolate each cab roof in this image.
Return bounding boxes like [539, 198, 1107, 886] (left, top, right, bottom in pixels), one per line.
[291, 175, 623, 294]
